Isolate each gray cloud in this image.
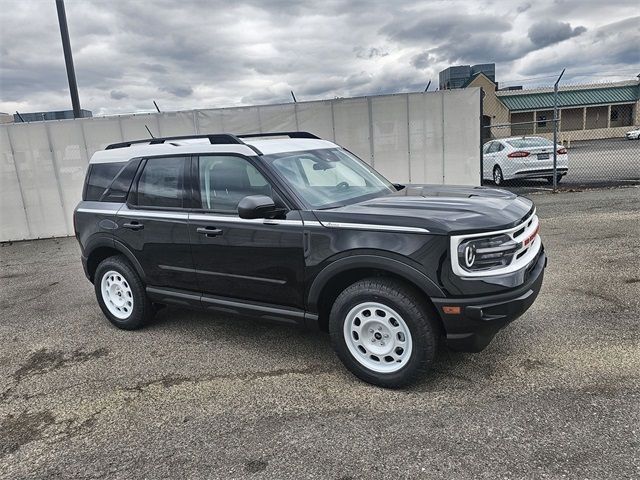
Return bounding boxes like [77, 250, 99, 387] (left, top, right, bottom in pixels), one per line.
[0, 0, 637, 115]
[110, 90, 128, 100]
[160, 85, 194, 98]
[528, 21, 587, 48]
[354, 47, 389, 59]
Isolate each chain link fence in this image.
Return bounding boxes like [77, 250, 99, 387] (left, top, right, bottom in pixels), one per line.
[480, 77, 640, 191]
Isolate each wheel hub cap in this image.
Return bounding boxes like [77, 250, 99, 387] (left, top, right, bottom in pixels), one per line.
[343, 302, 412, 374]
[101, 270, 133, 320]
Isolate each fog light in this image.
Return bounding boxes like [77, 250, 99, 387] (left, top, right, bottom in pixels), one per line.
[442, 306, 461, 315]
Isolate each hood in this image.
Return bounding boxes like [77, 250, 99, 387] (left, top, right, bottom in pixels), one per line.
[312, 184, 534, 235]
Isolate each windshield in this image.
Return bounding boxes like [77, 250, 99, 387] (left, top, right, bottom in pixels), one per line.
[263, 148, 395, 209]
[507, 137, 553, 148]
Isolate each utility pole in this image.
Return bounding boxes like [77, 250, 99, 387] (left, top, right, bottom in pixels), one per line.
[55, 0, 82, 118]
[552, 69, 565, 192]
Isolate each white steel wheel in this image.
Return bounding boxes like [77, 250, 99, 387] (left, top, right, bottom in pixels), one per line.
[100, 270, 134, 319]
[343, 301, 413, 374]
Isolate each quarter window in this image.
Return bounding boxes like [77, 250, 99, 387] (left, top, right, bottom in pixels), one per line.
[136, 157, 188, 208]
[84, 162, 126, 201]
[198, 156, 272, 213]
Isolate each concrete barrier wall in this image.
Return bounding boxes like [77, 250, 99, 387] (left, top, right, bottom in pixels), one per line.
[0, 88, 481, 241]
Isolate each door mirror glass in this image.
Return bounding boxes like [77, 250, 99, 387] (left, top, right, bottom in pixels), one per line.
[238, 195, 281, 219]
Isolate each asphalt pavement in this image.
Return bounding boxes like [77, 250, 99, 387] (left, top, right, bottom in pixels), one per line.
[1, 186, 639, 479]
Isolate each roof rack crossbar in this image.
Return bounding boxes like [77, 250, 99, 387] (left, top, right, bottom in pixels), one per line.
[237, 131, 320, 140]
[105, 134, 245, 150]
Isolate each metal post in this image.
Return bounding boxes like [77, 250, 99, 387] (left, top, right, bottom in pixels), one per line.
[55, 0, 81, 118]
[480, 88, 485, 185]
[552, 69, 565, 192]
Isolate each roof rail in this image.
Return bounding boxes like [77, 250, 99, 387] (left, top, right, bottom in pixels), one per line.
[237, 131, 320, 140]
[105, 134, 245, 150]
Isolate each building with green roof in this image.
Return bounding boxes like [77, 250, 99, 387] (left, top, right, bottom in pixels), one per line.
[492, 80, 639, 141]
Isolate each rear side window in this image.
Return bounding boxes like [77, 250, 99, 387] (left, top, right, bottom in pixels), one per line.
[136, 156, 188, 208]
[84, 162, 126, 201]
[102, 159, 141, 202]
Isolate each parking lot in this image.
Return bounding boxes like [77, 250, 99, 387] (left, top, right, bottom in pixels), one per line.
[1, 187, 639, 479]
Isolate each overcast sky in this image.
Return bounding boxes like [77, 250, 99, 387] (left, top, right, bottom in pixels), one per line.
[1, 0, 638, 116]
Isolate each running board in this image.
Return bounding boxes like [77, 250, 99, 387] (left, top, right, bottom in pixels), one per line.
[146, 286, 318, 328]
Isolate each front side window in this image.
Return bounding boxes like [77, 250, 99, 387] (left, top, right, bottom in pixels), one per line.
[136, 156, 187, 208]
[198, 155, 272, 213]
[264, 148, 395, 209]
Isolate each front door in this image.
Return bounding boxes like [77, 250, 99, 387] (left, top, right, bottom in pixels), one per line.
[115, 155, 196, 290]
[189, 154, 305, 309]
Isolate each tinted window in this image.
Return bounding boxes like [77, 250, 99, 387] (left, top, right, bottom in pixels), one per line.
[136, 157, 187, 208]
[199, 156, 272, 212]
[487, 142, 501, 153]
[102, 159, 141, 202]
[84, 162, 126, 201]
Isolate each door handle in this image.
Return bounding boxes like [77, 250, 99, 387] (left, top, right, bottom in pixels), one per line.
[122, 221, 144, 231]
[197, 226, 223, 237]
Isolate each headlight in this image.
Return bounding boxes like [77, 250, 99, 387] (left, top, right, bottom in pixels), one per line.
[457, 234, 519, 272]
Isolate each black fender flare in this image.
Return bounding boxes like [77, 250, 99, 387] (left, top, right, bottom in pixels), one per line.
[306, 254, 445, 312]
[84, 235, 147, 283]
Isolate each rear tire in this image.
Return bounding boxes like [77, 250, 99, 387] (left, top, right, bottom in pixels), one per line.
[493, 166, 504, 185]
[329, 278, 439, 388]
[94, 255, 154, 330]
[546, 174, 563, 185]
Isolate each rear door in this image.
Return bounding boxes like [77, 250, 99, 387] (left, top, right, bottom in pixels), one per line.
[188, 154, 305, 309]
[115, 155, 196, 290]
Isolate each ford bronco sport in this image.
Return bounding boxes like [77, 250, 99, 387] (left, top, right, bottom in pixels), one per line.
[74, 132, 546, 388]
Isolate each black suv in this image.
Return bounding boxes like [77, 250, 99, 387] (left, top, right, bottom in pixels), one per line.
[74, 132, 546, 388]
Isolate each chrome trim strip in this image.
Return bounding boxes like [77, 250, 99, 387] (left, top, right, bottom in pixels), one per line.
[302, 220, 323, 228]
[320, 221, 430, 233]
[189, 214, 303, 226]
[120, 210, 189, 220]
[76, 208, 120, 215]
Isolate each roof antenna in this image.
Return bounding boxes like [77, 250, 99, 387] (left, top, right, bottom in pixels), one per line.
[290, 90, 298, 103]
[153, 100, 161, 113]
[145, 125, 155, 138]
[424, 80, 432, 92]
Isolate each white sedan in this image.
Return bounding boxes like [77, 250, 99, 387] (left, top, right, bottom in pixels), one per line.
[483, 136, 569, 185]
[625, 127, 640, 140]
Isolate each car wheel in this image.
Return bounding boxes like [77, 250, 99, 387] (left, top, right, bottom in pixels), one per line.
[546, 174, 563, 185]
[493, 166, 504, 185]
[329, 278, 439, 388]
[94, 255, 154, 330]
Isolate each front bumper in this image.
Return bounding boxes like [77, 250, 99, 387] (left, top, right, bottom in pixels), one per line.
[432, 249, 546, 352]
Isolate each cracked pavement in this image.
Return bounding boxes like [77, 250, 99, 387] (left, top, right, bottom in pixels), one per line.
[1, 186, 639, 479]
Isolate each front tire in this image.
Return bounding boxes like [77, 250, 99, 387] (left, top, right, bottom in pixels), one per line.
[94, 255, 154, 330]
[329, 278, 439, 388]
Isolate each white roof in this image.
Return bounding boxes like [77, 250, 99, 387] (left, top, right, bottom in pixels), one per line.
[243, 138, 336, 155]
[89, 137, 339, 164]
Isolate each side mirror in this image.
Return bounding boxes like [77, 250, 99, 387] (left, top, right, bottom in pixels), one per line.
[237, 195, 282, 219]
